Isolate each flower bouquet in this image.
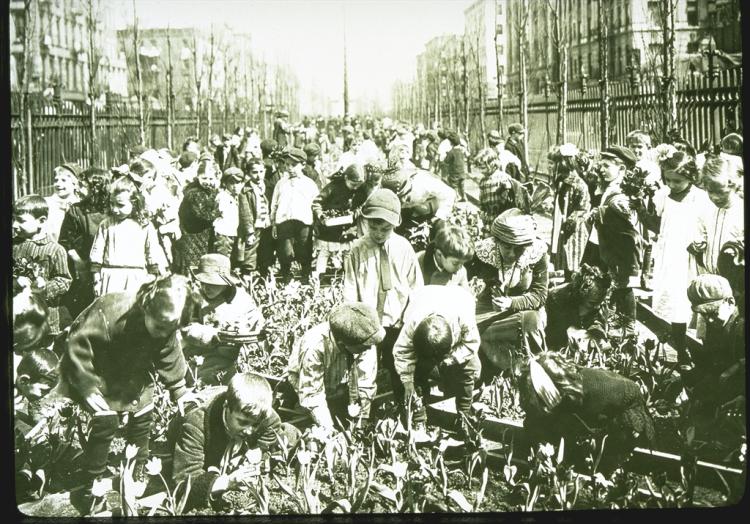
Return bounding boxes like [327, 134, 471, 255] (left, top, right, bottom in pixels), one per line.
[13, 257, 47, 295]
[620, 165, 659, 204]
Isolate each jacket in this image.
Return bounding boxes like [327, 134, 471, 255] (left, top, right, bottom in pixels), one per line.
[58, 291, 188, 412]
[416, 246, 470, 290]
[171, 390, 282, 510]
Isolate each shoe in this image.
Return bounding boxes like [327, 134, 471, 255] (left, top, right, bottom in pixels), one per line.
[640, 276, 653, 291]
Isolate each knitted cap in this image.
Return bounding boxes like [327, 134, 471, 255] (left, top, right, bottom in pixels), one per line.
[329, 303, 385, 349]
[491, 208, 537, 245]
[687, 274, 733, 312]
[361, 188, 402, 226]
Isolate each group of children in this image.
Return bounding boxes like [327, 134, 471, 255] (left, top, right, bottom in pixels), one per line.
[11, 121, 745, 514]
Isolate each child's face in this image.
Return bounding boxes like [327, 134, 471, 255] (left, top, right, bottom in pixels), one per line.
[285, 160, 304, 178]
[626, 139, 649, 160]
[227, 181, 244, 195]
[110, 191, 134, 219]
[435, 250, 464, 274]
[13, 212, 45, 239]
[705, 179, 734, 208]
[197, 169, 218, 189]
[696, 298, 736, 326]
[53, 170, 78, 199]
[201, 282, 228, 299]
[247, 164, 266, 184]
[663, 170, 691, 195]
[144, 302, 182, 339]
[16, 375, 52, 400]
[366, 218, 394, 245]
[224, 404, 263, 439]
[345, 178, 364, 191]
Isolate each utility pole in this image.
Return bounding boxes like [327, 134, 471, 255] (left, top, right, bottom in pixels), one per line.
[598, 0, 610, 150]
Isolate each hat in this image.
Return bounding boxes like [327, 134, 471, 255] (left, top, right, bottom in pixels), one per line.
[279, 109, 289, 117]
[303, 143, 321, 158]
[191, 254, 240, 286]
[601, 145, 636, 170]
[687, 274, 733, 313]
[361, 188, 402, 226]
[221, 167, 244, 185]
[329, 302, 385, 349]
[491, 208, 537, 245]
[508, 123, 526, 135]
[279, 146, 306, 164]
[343, 163, 365, 183]
[381, 167, 411, 192]
[487, 130, 502, 144]
[57, 162, 83, 179]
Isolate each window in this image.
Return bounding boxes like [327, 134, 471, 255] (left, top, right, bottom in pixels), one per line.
[497, 23, 503, 35]
[497, 1, 502, 16]
[687, 0, 698, 25]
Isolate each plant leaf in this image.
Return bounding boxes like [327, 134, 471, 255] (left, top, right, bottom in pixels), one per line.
[446, 490, 473, 512]
[370, 481, 399, 505]
[322, 499, 352, 514]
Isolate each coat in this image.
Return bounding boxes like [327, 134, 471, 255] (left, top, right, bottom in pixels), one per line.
[58, 291, 188, 412]
[171, 390, 282, 510]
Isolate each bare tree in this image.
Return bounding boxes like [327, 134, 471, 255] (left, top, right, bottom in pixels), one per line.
[494, 0, 505, 134]
[473, 30, 487, 148]
[597, 0, 610, 150]
[518, 0, 530, 165]
[165, 25, 175, 150]
[85, 0, 104, 165]
[206, 24, 216, 138]
[132, 0, 145, 145]
[460, 38, 470, 135]
[190, 32, 204, 139]
[660, 0, 678, 138]
[16, 0, 39, 195]
[547, 0, 569, 145]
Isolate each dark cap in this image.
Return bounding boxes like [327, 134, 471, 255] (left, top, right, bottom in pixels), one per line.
[601, 145, 637, 170]
[329, 302, 385, 349]
[508, 123, 526, 135]
[279, 146, 307, 164]
[361, 188, 402, 226]
[260, 139, 278, 156]
[303, 143, 321, 158]
[221, 167, 244, 185]
[687, 274, 733, 313]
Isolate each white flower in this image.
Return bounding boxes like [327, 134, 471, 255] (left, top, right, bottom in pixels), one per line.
[392, 461, 408, 479]
[503, 464, 518, 484]
[245, 448, 263, 465]
[125, 444, 139, 460]
[559, 143, 579, 158]
[144, 457, 162, 476]
[91, 477, 112, 497]
[655, 143, 678, 162]
[193, 355, 205, 367]
[593, 472, 614, 489]
[347, 404, 361, 418]
[296, 449, 312, 466]
[538, 442, 555, 458]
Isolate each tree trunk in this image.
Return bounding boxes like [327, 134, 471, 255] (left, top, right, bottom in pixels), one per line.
[475, 35, 487, 148]
[661, 0, 677, 139]
[598, 0, 610, 150]
[519, 0, 529, 165]
[132, 0, 145, 146]
[166, 27, 174, 150]
[207, 26, 215, 139]
[461, 39, 470, 135]
[87, 0, 98, 166]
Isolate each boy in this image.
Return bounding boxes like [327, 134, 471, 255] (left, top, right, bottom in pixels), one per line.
[302, 143, 325, 189]
[171, 372, 300, 511]
[392, 285, 481, 436]
[213, 167, 244, 266]
[282, 303, 385, 434]
[442, 132, 467, 201]
[344, 189, 423, 401]
[13, 195, 72, 335]
[270, 147, 320, 283]
[237, 158, 272, 278]
[416, 223, 473, 290]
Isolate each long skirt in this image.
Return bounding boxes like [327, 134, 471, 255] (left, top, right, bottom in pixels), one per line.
[174, 229, 212, 275]
[97, 267, 152, 296]
[478, 306, 547, 377]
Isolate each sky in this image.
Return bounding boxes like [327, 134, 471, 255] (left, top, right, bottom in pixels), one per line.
[110, 0, 470, 113]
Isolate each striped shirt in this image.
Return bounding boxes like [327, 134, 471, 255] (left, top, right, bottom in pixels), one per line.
[12, 235, 72, 304]
[286, 322, 377, 418]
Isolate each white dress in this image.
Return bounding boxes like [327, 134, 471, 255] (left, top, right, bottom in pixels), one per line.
[651, 186, 713, 323]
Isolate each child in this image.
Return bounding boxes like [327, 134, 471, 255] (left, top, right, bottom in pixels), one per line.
[311, 163, 366, 281]
[270, 147, 320, 283]
[60, 275, 199, 515]
[13, 287, 51, 372]
[182, 254, 264, 385]
[15, 349, 61, 432]
[13, 195, 72, 335]
[213, 167, 244, 266]
[474, 148, 531, 230]
[176, 157, 220, 276]
[344, 189, 424, 401]
[644, 151, 712, 362]
[282, 303, 385, 434]
[442, 132, 467, 201]
[45, 163, 82, 243]
[237, 158, 272, 278]
[302, 143, 325, 189]
[89, 177, 167, 296]
[171, 372, 301, 512]
[416, 222, 473, 290]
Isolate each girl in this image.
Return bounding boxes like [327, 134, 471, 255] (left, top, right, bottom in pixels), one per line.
[45, 163, 82, 242]
[645, 150, 712, 362]
[89, 177, 166, 296]
[58, 167, 112, 317]
[175, 157, 220, 275]
[59, 275, 199, 515]
[213, 168, 244, 265]
[550, 145, 592, 281]
[311, 163, 366, 281]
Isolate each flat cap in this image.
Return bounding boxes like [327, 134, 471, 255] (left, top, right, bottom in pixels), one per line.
[601, 145, 637, 170]
[687, 274, 733, 313]
[329, 302, 385, 349]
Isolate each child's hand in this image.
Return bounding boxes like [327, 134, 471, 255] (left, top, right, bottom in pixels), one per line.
[85, 391, 111, 414]
[492, 296, 512, 312]
[271, 225, 278, 239]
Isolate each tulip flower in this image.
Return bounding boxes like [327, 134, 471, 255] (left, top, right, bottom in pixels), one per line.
[125, 444, 139, 460]
[145, 457, 162, 476]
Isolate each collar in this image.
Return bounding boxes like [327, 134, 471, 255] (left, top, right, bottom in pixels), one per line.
[28, 234, 51, 245]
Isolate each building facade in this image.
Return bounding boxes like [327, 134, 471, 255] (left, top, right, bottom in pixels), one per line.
[463, 0, 508, 100]
[10, 0, 128, 103]
[505, 0, 741, 96]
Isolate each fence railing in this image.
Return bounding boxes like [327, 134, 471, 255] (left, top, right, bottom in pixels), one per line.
[10, 94, 256, 198]
[469, 67, 742, 175]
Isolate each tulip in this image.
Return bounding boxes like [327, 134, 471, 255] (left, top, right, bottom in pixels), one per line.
[125, 444, 139, 460]
[392, 461, 408, 479]
[145, 457, 162, 476]
[296, 449, 312, 466]
[91, 477, 112, 497]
